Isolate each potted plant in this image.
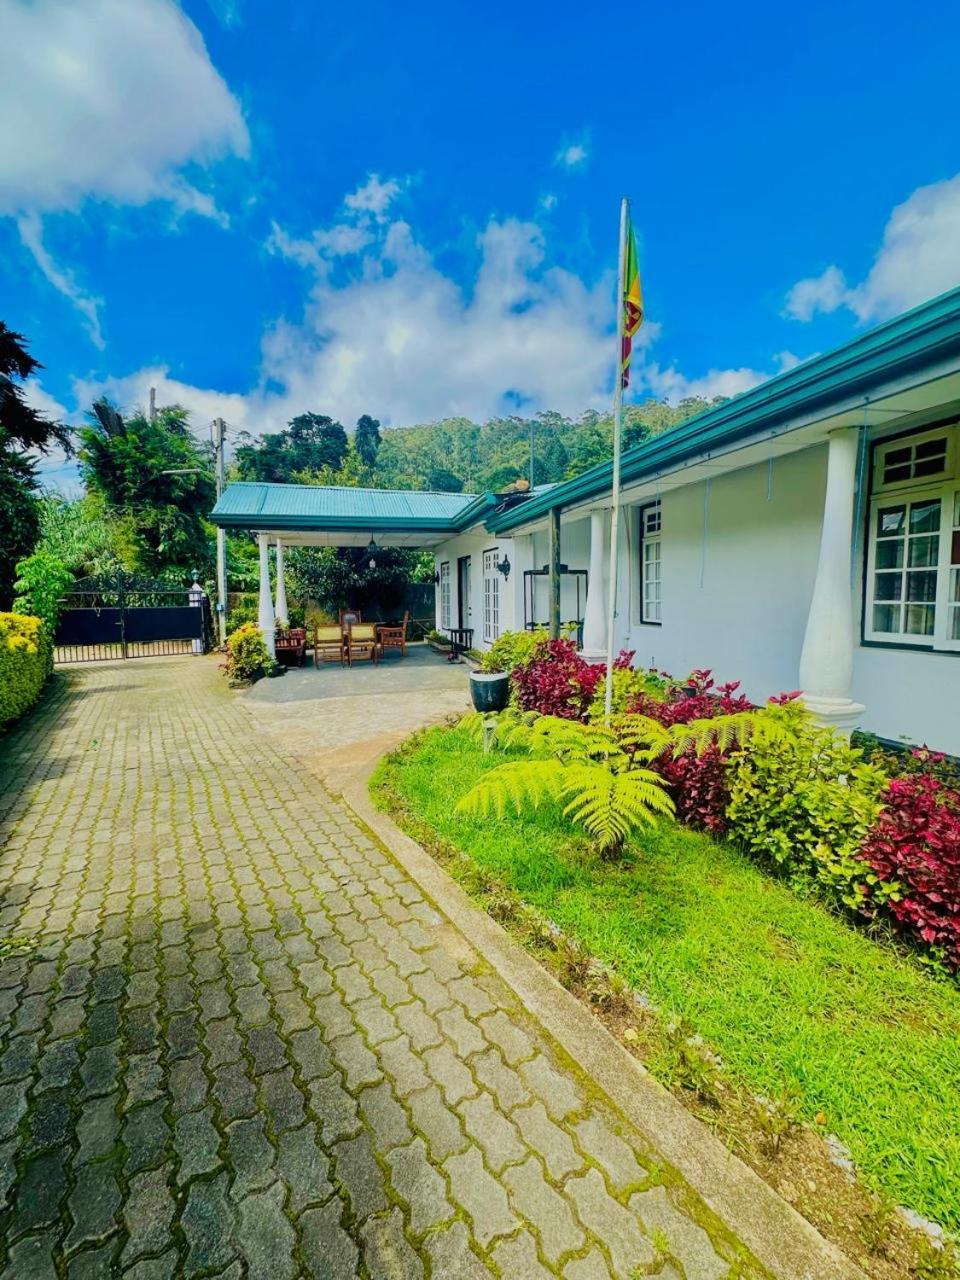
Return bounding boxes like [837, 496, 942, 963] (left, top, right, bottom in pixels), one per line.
[469, 650, 511, 712]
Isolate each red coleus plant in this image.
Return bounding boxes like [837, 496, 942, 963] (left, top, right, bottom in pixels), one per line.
[859, 774, 960, 971]
[625, 670, 755, 835]
[511, 637, 605, 720]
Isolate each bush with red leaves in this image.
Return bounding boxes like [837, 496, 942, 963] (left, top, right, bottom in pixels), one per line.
[511, 637, 605, 720]
[624, 670, 756, 834]
[859, 775, 960, 972]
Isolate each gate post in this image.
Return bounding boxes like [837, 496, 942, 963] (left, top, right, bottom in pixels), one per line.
[118, 572, 128, 660]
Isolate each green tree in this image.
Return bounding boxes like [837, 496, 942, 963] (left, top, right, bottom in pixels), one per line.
[426, 467, 463, 493]
[35, 493, 122, 575]
[235, 413, 350, 482]
[286, 545, 419, 617]
[354, 414, 382, 468]
[0, 323, 71, 606]
[78, 399, 215, 575]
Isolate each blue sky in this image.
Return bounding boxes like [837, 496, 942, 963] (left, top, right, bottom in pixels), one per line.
[3, 0, 960, 485]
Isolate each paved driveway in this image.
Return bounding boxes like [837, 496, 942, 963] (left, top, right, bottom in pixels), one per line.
[0, 657, 755, 1279]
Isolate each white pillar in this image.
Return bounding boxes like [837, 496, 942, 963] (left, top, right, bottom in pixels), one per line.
[580, 509, 609, 659]
[257, 532, 276, 658]
[798, 429, 865, 734]
[274, 539, 288, 624]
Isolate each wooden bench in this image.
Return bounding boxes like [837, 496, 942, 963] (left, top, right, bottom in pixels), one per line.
[275, 627, 307, 666]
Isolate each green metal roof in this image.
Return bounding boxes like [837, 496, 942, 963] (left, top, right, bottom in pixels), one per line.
[488, 283, 960, 533]
[211, 481, 486, 532]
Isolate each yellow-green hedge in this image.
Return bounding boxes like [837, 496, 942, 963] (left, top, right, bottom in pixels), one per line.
[0, 613, 52, 730]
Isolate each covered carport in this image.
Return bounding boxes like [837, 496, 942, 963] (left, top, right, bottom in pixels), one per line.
[210, 481, 497, 655]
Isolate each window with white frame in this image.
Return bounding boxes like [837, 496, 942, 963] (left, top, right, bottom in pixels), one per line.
[865, 426, 960, 650]
[439, 562, 451, 629]
[482, 548, 501, 643]
[639, 501, 662, 624]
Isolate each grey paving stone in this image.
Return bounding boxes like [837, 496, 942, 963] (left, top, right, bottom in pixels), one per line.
[1, 1234, 57, 1280]
[444, 1144, 518, 1246]
[514, 1101, 583, 1180]
[504, 1156, 585, 1264]
[575, 1113, 649, 1192]
[629, 1186, 728, 1280]
[492, 1230, 554, 1279]
[120, 1166, 176, 1266]
[563, 1248, 614, 1280]
[360, 1206, 425, 1279]
[175, 1108, 222, 1183]
[387, 1136, 454, 1235]
[332, 1131, 388, 1220]
[181, 1171, 237, 1277]
[423, 1221, 496, 1279]
[459, 1091, 526, 1171]
[360, 1080, 413, 1150]
[300, 1198, 360, 1279]
[64, 1157, 121, 1251]
[226, 1114, 276, 1199]
[236, 1180, 297, 1280]
[479, 1009, 536, 1065]
[566, 1168, 655, 1276]
[277, 1121, 333, 1212]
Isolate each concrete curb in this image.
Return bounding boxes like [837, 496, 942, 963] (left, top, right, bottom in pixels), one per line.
[342, 756, 867, 1280]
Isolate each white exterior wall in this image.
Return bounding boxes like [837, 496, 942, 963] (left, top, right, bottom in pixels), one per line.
[529, 517, 592, 631]
[433, 533, 519, 647]
[622, 449, 825, 696]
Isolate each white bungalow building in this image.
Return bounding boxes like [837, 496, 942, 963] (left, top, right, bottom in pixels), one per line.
[212, 286, 960, 754]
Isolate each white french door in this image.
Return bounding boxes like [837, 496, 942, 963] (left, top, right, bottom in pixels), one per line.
[482, 549, 500, 643]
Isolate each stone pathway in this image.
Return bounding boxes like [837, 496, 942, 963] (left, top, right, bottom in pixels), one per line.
[0, 657, 761, 1279]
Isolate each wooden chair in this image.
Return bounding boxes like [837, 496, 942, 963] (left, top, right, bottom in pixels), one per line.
[345, 621, 379, 666]
[377, 611, 409, 660]
[338, 609, 362, 632]
[313, 624, 345, 666]
[275, 627, 307, 666]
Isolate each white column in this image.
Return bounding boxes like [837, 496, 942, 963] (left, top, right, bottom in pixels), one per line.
[257, 532, 276, 658]
[798, 429, 865, 734]
[274, 539, 288, 624]
[580, 509, 609, 659]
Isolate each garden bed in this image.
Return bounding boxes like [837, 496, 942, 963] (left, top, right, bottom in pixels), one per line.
[373, 723, 960, 1279]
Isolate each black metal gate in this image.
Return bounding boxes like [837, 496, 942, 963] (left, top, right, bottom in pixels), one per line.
[55, 573, 213, 664]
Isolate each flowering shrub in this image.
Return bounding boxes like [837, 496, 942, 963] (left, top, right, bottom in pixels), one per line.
[480, 628, 547, 675]
[0, 613, 52, 730]
[222, 623, 271, 686]
[859, 775, 960, 971]
[511, 637, 605, 719]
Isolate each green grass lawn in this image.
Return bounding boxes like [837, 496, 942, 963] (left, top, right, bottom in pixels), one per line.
[373, 725, 960, 1231]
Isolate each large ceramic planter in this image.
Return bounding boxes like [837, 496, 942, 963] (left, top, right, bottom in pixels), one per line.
[469, 671, 510, 713]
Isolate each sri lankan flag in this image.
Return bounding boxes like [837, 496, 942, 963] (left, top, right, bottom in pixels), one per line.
[620, 215, 644, 388]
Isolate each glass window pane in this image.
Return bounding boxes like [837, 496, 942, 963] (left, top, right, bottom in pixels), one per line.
[910, 500, 941, 534]
[916, 437, 947, 459]
[908, 535, 940, 567]
[951, 606, 960, 641]
[951, 568, 960, 606]
[906, 571, 938, 603]
[886, 446, 911, 465]
[883, 465, 911, 484]
[915, 456, 946, 478]
[873, 604, 900, 633]
[905, 604, 936, 636]
[878, 506, 905, 537]
[876, 539, 904, 569]
[952, 530, 960, 566]
[874, 573, 902, 602]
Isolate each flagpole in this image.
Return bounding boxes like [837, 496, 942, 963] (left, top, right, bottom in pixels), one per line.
[604, 197, 629, 725]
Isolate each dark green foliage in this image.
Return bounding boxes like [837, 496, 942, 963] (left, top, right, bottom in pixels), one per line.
[286, 545, 419, 616]
[78, 400, 215, 576]
[235, 413, 348, 482]
[13, 551, 73, 631]
[425, 467, 463, 493]
[0, 322, 71, 455]
[354, 414, 382, 468]
[0, 323, 71, 606]
[0, 450, 40, 609]
[35, 493, 122, 576]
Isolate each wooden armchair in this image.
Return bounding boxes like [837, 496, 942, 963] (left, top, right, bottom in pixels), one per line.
[338, 609, 362, 631]
[275, 627, 307, 666]
[345, 622, 379, 666]
[377, 611, 409, 660]
[313, 624, 345, 666]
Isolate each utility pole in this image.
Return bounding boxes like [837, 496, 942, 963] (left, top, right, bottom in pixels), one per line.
[213, 418, 227, 645]
[529, 418, 535, 490]
[149, 387, 157, 422]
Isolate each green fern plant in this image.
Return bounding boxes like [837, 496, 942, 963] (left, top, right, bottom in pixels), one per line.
[456, 707, 790, 853]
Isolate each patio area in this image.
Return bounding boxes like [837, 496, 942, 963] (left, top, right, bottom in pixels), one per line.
[244, 642, 471, 791]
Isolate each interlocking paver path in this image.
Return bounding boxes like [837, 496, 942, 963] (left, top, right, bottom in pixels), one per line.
[0, 658, 759, 1279]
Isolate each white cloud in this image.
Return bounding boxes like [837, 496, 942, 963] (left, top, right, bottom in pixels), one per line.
[16, 213, 105, 349]
[785, 174, 960, 324]
[539, 193, 559, 212]
[554, 135, 590, 171]
[74, 189, 784, 439]
[0, 0, 248, 339]
[645, 363, 769, 403]
[343, 174, 405, 221]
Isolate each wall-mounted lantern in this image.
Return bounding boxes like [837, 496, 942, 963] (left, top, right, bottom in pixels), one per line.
[495, 554, 511, 580]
